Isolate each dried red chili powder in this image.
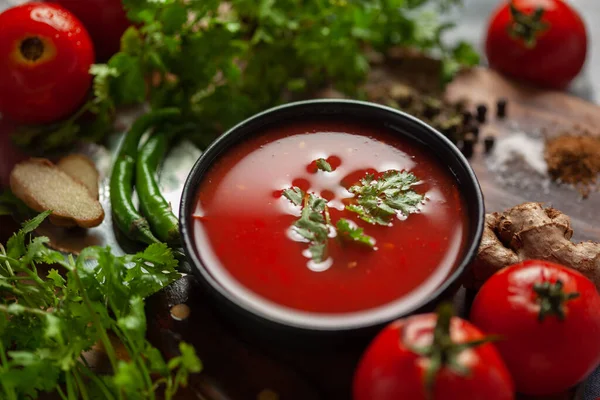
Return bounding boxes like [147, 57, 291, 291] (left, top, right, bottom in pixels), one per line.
[545, 134, 600, 198]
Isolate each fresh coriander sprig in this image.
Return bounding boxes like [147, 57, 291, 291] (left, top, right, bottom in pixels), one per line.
[283, 187, 330, 263]
[0, 212, 201, 399]
[336, 218, 376, 248]
[347, 170, 424, 226]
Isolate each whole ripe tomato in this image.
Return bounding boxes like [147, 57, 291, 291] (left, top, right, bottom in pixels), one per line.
[0, 3, 94, 124]
[486, 0, 587, 89]
[470, 260, 600, 396]
[52, 0, 130, 61]
[353, 305, 514, 400]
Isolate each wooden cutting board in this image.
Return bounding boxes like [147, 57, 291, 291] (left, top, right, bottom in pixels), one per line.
[139, 66, 599, 400]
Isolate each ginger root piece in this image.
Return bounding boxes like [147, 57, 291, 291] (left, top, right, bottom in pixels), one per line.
[10, 158, 104, 228]
[57, 154, 100, 199]
[464, 202, 600, 291]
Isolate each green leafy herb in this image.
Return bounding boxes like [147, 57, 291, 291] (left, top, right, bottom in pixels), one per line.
[336, 218, 375, 248]
[0, 191, 31, 219]
[347, 171, 424, 226]
[316, 158, 332, 172]
[283, 187, 330, 263]
[0, 213, 201, 399]
[13, 0, 478, 153]
[282, 186, 304, 207]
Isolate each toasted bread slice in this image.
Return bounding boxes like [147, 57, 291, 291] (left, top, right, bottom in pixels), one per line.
[57, 154, 100, 199]
[10, 158, 104, 228]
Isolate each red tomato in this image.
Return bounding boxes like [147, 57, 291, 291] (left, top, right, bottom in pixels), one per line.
[353, 308, 515, 400]
[470, 260, 600, 396]
[0, 3, 94, 124]
[52, 0, 130, 61]
[485, 0, 587, 89]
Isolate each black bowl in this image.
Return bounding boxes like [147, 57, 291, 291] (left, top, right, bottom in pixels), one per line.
[180, 99, 484, 345]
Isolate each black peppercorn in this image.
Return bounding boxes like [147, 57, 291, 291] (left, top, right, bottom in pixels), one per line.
[484, 135, 495, 153]
[496, 98, 507, 118]
[476, 104, 487, 124]
[461, 110, 473, 125]
[461, 133, 476, 158]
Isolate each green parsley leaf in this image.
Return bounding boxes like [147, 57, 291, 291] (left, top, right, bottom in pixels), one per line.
[284, 187, 331, 263]
[90, 64, 119, 107]
[282, 186, 304, 207]
[6, 210, 51, 259]
[0, 212, 198, 399]
[336, 218, 376, 248]
[120, 26, 144, 56]
[316, 158, 333, 172]
[179, 342, 202, 373]
[160, 3, 189, 35]
[347, 170, 424, 226]
[107, 53, 147, 106]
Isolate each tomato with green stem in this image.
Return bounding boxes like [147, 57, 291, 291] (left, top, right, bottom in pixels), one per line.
[485, 0, 587, 89]
[470, 260, 600, 396]
[353, 304, 514, 400]
[0, 3, 95, 124]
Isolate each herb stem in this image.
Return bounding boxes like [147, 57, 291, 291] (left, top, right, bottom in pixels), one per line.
[72, 368, 90, 400]
[0, 303, 48, 317]
[77, 363, 117, 400]
[65, 372, 76, 400]
[0, 254, 22, 264]
[55, 385, 68, 400]
[1, 259, 14, 277]
[0, 342, 18, 400]
[72, 268, 119, 371]
[114, 326, 156, 399]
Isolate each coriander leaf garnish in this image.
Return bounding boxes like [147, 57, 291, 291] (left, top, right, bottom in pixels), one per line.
[336, 218, 376, 248]
[282, 186, 304, 207]
[283, 186, 330, 263]
[347, 170, 424, 226]
[316, 158, 333, 172]
[294, 193, 330, 263]
[308, 242, 327, 263]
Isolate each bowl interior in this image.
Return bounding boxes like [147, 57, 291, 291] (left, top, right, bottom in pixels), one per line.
[180, 99, 484, 332]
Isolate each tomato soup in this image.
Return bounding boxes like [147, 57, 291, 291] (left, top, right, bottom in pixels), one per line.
[192, 120, 468, 314]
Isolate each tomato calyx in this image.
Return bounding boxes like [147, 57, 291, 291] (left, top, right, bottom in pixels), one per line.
[410, 304, 498, 397]
[507, 2, 549, 48]
[20, 37, 45, 62]
[533, 280, 580, 321]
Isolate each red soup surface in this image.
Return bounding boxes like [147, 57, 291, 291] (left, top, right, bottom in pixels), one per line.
[193, 120, 468, 315]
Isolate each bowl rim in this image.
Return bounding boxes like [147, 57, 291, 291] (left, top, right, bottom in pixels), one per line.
[179, 99, 485, 332]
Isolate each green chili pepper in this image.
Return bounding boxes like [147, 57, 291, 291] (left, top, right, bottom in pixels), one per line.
[136, 131, 180, 244]
[110, 108, 180, 244]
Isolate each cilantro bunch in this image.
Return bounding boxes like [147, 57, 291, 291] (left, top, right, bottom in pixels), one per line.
[0, 211, 201, 399]
[20, 0, 479, 151]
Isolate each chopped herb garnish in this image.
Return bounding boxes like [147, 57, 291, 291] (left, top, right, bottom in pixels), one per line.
[336, 218, 376, 248]
[282, 169, 421, 263]
[347, 170, 424, 226]
[284, 186, 330, 263]
[282, 186, 304, 207]
[316, 158, 333, 172]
